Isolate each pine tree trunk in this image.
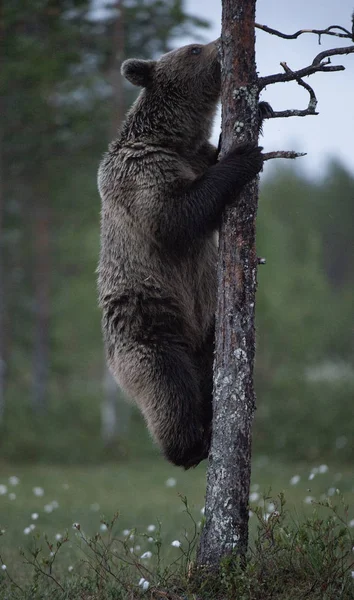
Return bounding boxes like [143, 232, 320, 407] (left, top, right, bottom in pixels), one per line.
[197, 0, 259, 568]
[32, 193, 50, 413]
[0, 116, 5, 422]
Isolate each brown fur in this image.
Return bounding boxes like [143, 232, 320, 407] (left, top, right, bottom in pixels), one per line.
[97, 41, 263, 468]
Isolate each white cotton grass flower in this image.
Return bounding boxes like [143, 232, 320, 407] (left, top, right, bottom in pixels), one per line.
[23, 527, 31, 535]
[249, 492, 260, 503]
[309, 473, 315, 481]
[100, 524, 108, 532]
[139, 578, 150, 590]
[147, 537, 154, 543]
[68, 566, 73, 572]
[29, 524, 36, 531]
[264, 513, 271, 521]
[50, 552, 54, 557]
[267, 502, 275, 513]
[32, 487, 44, 497]
[31, 513, 39, 520]
[55, 533, 62, 541]
[328, 487, 336, 497]
[8, 493, 16, 500]
[0, 485, 8, 495]
[135, 545, 141, 551]
[1, 564, 6, 571]
[9, 476, 20, 486]
[141, 551, 152, 559]
[290, 475, 300, 486]
[171, 540, 181, 548]
[349, 519, 354, 528]
[304, 496, 315, 504]
[43, 500, 59, 513]
[200, 506, 205, 515]
[319, 464, 328, 474]
[165, 477, 177, 487]
[122, 529, 134, 539]
[72, 522, 80, 530]
[147, 524, 156, 532]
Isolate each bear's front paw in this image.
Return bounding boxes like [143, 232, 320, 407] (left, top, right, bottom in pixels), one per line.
[227, 142, 264, 178]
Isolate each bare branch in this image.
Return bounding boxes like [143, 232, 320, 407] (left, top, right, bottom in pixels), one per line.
[259, 59, 343, 90]
[255, 22, 353, 41]
[266, 61, 319, 119]
[263, 151, 307, 161]
[312, 45, 354, 64]
[281, 62, 316, 102]
[270, 109, 317, 119]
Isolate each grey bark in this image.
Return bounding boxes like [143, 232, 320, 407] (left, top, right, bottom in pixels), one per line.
[197, 0, 259, 567]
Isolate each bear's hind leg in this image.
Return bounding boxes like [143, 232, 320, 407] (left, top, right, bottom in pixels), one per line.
[118, 341, 209, 469]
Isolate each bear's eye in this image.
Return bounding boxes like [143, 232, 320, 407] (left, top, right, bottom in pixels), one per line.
[190, 46, 202, 56]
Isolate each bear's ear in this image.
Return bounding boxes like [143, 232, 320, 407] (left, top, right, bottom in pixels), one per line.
[121, 59, 156, 87]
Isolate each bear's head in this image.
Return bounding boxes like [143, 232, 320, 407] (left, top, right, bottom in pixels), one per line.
[120, 41, 221, 149]
[121, 40, 220, 103]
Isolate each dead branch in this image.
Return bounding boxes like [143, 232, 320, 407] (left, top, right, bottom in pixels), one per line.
[255, 23, 353, 42]
[269, 108, 317, 119]
[258, 45, 354, 90]
[266, 61, 319, 119]
[263, 151, 307, 161]
[312, 45, 354, 64]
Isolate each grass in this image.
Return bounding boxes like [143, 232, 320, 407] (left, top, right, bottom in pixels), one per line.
[0, 456, 353, 598]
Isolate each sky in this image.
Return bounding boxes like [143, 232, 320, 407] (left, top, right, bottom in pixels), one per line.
[181, 0, 354, 177]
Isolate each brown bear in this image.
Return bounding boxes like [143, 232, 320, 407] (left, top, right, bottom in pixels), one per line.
[97, 40, 263, 468]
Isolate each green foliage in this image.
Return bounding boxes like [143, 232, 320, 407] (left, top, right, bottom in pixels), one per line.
[1, 476, 353, 599]
[213, 493, 354, 600]
[253, 164, 354, 463]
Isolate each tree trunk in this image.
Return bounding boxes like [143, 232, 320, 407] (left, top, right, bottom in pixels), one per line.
[197, 0, 259, 568]
[0, 110, 5, 422]
[32, 191, 50, 413]
[110, 0, 125, 136]
[101, 366, 131, 443]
